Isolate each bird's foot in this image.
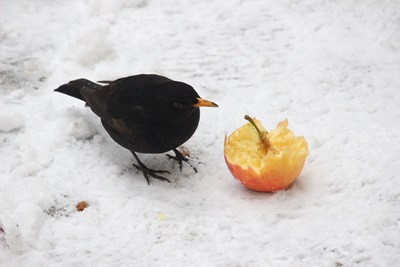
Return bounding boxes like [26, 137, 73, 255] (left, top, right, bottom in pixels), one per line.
[131, 151, 170, 184]
[167, 148, 198, 173]
[132, 163, 170, 184]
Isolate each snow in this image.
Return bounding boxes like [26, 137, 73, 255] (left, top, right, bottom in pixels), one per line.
[1, 0, 400, 266]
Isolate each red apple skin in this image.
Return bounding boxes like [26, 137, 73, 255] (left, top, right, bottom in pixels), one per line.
[224, 156, 300, 192]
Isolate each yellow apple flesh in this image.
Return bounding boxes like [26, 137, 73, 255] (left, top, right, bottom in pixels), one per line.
[224, 117, 308, 192]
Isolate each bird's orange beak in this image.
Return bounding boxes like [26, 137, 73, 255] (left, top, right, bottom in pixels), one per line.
[193, 98, 218, 108]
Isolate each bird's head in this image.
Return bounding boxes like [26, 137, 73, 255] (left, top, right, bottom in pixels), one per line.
[150, 81, 218, 122]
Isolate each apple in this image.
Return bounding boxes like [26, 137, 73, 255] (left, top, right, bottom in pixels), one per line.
[224, 115, 309, 192]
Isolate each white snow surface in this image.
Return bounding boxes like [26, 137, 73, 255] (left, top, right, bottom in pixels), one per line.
[1, 0, 400, 266]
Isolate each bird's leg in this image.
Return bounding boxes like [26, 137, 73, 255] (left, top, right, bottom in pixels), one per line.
[167, 148, 198, 173]
[130, 151, 170, 184]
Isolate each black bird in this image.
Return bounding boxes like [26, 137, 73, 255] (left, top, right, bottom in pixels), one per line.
[55, 74, 218, 184]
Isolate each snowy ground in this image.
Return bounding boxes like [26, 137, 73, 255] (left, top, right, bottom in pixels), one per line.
[1, 0, 400, 266]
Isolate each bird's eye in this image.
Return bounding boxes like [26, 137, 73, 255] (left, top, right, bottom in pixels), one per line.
[173, 103, 183, 108]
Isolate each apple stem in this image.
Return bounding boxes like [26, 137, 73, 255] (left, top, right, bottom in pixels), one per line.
[244, 115, 273, 153]
[244, 115, 267, 139]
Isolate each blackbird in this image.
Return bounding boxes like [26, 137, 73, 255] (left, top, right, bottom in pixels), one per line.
[55, 74, 218, 184]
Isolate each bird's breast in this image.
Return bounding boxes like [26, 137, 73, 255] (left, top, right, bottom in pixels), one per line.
[107, 109, 201, 154]
[149, 110, 200, 153]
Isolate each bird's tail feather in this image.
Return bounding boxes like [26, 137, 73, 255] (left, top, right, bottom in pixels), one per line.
[54, 79, 102, 101]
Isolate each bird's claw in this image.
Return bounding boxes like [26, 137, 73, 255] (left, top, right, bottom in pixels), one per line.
[131, 151, 170, 184]
[167, 148, 198, 173]
[133, 163, 171, 184]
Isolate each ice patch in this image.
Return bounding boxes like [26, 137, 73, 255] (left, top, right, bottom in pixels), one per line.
[66, 23, 115, 68]
[0, 202, 45, 251]
[67, 117, 97, 140]
[0, 109, 24, 132]
[87, 0, 147, 15]
[10, 145, 53, 177]
[12, 161, 43, 177]
[6, 89, 25, 104]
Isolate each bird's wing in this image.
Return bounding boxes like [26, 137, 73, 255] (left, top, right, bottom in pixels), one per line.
[107, 78, 151, 123]
[80, 86, 112, 121]
[83, 74, 173, 136]
[108, 105, 148, 136]
[81, 84, 147, 136]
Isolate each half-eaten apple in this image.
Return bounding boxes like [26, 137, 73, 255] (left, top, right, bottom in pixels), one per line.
[224, 115, 309, 192]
